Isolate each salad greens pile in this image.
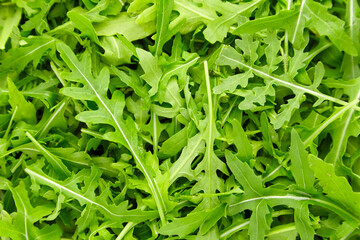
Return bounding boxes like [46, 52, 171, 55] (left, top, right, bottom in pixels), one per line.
[1, 0, 360, 239]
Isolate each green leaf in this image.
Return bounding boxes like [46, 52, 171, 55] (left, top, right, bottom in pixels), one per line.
[2, 181, 60, 240]
[229, 118, 252, 161]
[26, 132, 71, 179]
[289, 129, 314, 191]
[67, 10, 101, 45]
[0, 6, 22, 50]
[7, 78, 37, 124]
[169, 133, 205, 184]
[0, 36, 55, 74]
[111, 66, 148, 99]
[159, 211, 208, 237]
[159, 126, 187, 157]
[157, 54, 199, 102]
[309, 155, 360, 218]
[136, 48, 163, 96]
[213, 71, 253, 94]
[159, 204, 226, 237]
[100, 36, 134, 66]
[151, 0, 174, 56]
[36, 99, 68, 138]
[233, 10, 298, 35]
[191, 62, 229, 208]
[291, 0, 358, 55]
[225, 150, 263, 196]
[94, 13, 156, 41]
[203, 0, 264, 43]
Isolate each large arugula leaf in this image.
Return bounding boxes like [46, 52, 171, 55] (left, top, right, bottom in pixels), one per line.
[56, 41, 168, 224]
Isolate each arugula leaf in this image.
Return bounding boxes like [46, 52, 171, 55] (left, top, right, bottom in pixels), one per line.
[289, 129, 314, 191]
[151, 0, 174, 56]
[203, 0, 264, 43]
[7, 78, 37, 124]
[309, 155, 360, 219]
[0, 36, 55, 75]
[56, 41, 168, 224]
[225, 150, 263, 196]
[0, 6, 21, 50]
[0, 180, 61, 240]
[67, 10, 101, 45]
[233, 10, 298, 35]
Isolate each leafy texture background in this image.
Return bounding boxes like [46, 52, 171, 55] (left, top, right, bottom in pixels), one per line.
[1, 0, 360, 239]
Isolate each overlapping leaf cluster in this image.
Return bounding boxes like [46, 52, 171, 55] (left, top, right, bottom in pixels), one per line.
[1, 0, 360, 239]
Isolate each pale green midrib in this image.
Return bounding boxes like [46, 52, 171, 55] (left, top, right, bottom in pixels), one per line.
[291, 0, 306, 44]
[262, 165, 282, 182]
[11, 186, 29, 240]
[38, 100, 67, 138]
[219, 214, 310, 239]
[228, 195, 360, 223]
[210, 0, 262, 32]
[25, 132, 70, 177]
[219, 221, 249, 239]
[0, 147, 38, 159]
[154, 0, 167, 56]
[302, 42, 332, 63]
[221, 96, 238, 126]
[7, 40, 55, 68]
[221, 55, 356, 108]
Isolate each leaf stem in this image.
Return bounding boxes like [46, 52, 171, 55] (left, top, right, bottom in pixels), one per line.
[116, 222, 137, 240]
[4, 105, 17, 139]
[283, 0, 292, 73]
[204, 60, 214, 203]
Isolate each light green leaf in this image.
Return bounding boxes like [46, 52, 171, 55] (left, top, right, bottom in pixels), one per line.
[25, 132, 71, 179]
[67, 10, 101, 45]
[7, 78, 36, 124]
[303, 0, 357, 55]
[0, 36, 55, 73]
[229, 118, 252, 161]
[289, 129, 314, 191]
[225, 150, 263, 196]
[136, 48, 163, 96]
[203, 0, 264, 43]
[233, 10, 298, 35]
[151, 0, 174, 56]
[309, 155, 360, 218]
[94, 13, 156, 41]
[0, 7, 21, 49]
